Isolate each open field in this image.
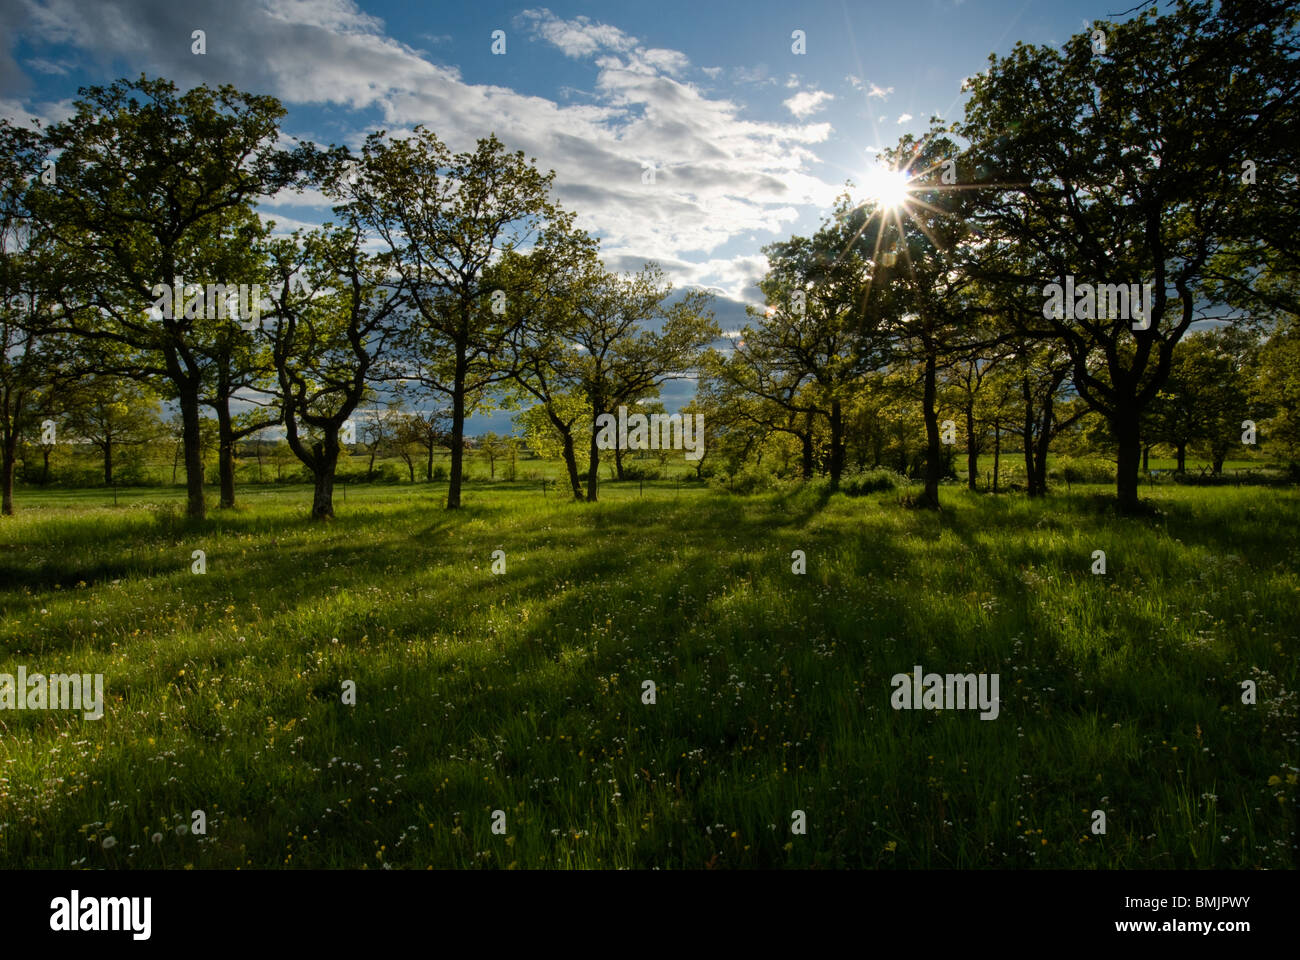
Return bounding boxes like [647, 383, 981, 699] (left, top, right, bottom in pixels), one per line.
[1, 480, 1296, 868]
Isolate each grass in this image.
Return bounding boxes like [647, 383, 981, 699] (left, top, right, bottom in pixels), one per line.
[0, 478, 1296, 869]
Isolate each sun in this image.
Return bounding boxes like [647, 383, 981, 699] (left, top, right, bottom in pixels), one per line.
[862, 165, 912, 212]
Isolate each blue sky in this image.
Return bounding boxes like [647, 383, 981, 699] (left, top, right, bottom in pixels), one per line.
[0, 0, 1127, 430]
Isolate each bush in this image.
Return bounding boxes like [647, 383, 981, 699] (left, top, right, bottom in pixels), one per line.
[711, 464, 779, 495]
[838, 467, 903, 496]
[1052, 457, 1113, 485]
[621, 463, 661, 481]
[431, 465, 448, 482]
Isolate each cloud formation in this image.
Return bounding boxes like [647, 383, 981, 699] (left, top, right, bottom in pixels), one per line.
[5, 0, 842, 301]
[783, 89, 833, 118]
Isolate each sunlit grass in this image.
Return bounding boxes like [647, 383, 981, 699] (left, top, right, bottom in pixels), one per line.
[0, 480, 1295, 868]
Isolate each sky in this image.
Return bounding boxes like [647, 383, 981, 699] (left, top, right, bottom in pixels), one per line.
[0, 0, 1130, 431]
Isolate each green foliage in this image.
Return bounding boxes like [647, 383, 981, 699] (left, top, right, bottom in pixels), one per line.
[1050, 456, 1114, 485]
[839, 467, 904, 496]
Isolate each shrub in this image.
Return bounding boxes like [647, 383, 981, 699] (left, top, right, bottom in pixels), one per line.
[711, 465, 779, 495]
[1052, 457, 1113, 485]
[621, 464, 661, 481]
[838, 467, 903, 496]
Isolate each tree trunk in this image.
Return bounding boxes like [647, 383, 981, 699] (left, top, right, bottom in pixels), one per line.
[586, 422, 601, 502]
[41, 445, 51, 485]
[614, 445, 625, 481]
[545, 407, 584, 502]
[921, 351, 942, 509]
[426, 442, 434, 482]
[311, 441, 341, 520]
[178, 382, 206, 519]
[103, 436, 114, 486]
[216, 398, 236, 508]
[1033, 431, 1050, 495]
[1022, 376, 1039, 497]
[447, 361, 466, 509]
[829, 397, 844, 489]
[1, 439, 15, 516]
[1033, 393, 1054, 495]
[1176, 443, 1186, 474]
[1114, 412, 1141, 511]
[1142, 443, 1150, 474]
[993, 423, 1001, 492]
[965, 400, 978, 491]
[561, 429, 583, 501]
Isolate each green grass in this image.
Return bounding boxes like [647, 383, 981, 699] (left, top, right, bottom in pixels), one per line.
[0, 479, 1295, 869]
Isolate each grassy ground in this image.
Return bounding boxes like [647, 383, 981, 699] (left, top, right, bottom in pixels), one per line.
[0, 478, 1295, 868]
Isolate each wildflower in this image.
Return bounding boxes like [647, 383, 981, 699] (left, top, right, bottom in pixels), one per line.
[102, 836, 117, 849]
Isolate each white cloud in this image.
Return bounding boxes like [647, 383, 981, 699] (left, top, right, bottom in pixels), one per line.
[701, 66, 722, 78]
[7, 0, 840, 294]
[783, 89, 833, 118]
[732, 65, 775, 86]
[846, 75, 893, 99]
[24, 57, 70, 75]
[896, 112, 913, 124]
[516, 8, 635, 58]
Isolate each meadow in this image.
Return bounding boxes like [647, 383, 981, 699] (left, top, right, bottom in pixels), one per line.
[0, 474, 1296, 869]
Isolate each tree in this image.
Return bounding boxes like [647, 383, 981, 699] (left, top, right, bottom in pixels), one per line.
[196, 206, 282, 508]
[479, 432, 510, 480]
[357, 394, 394, 481]
[860, 129, 987, 508]
[741, 194, 895, 489]
[498, 223, 601, 501]
[265, 222, 405, 519]
[1148, 327, 1256, 474]
[1254, 315, 1300, 472]
[345, 130, 563, 510]
[33, 76, 306, 518]
[566, 262, 718, 502]
[959, 3, 1299, 508]
[0, 119, 71, 514]
[61, 376, 163, 485]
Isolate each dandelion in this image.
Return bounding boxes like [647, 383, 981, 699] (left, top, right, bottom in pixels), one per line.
[175, 824, 188, 837]
[102, 836, 117, 849]
[151, 833, 163, 844]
